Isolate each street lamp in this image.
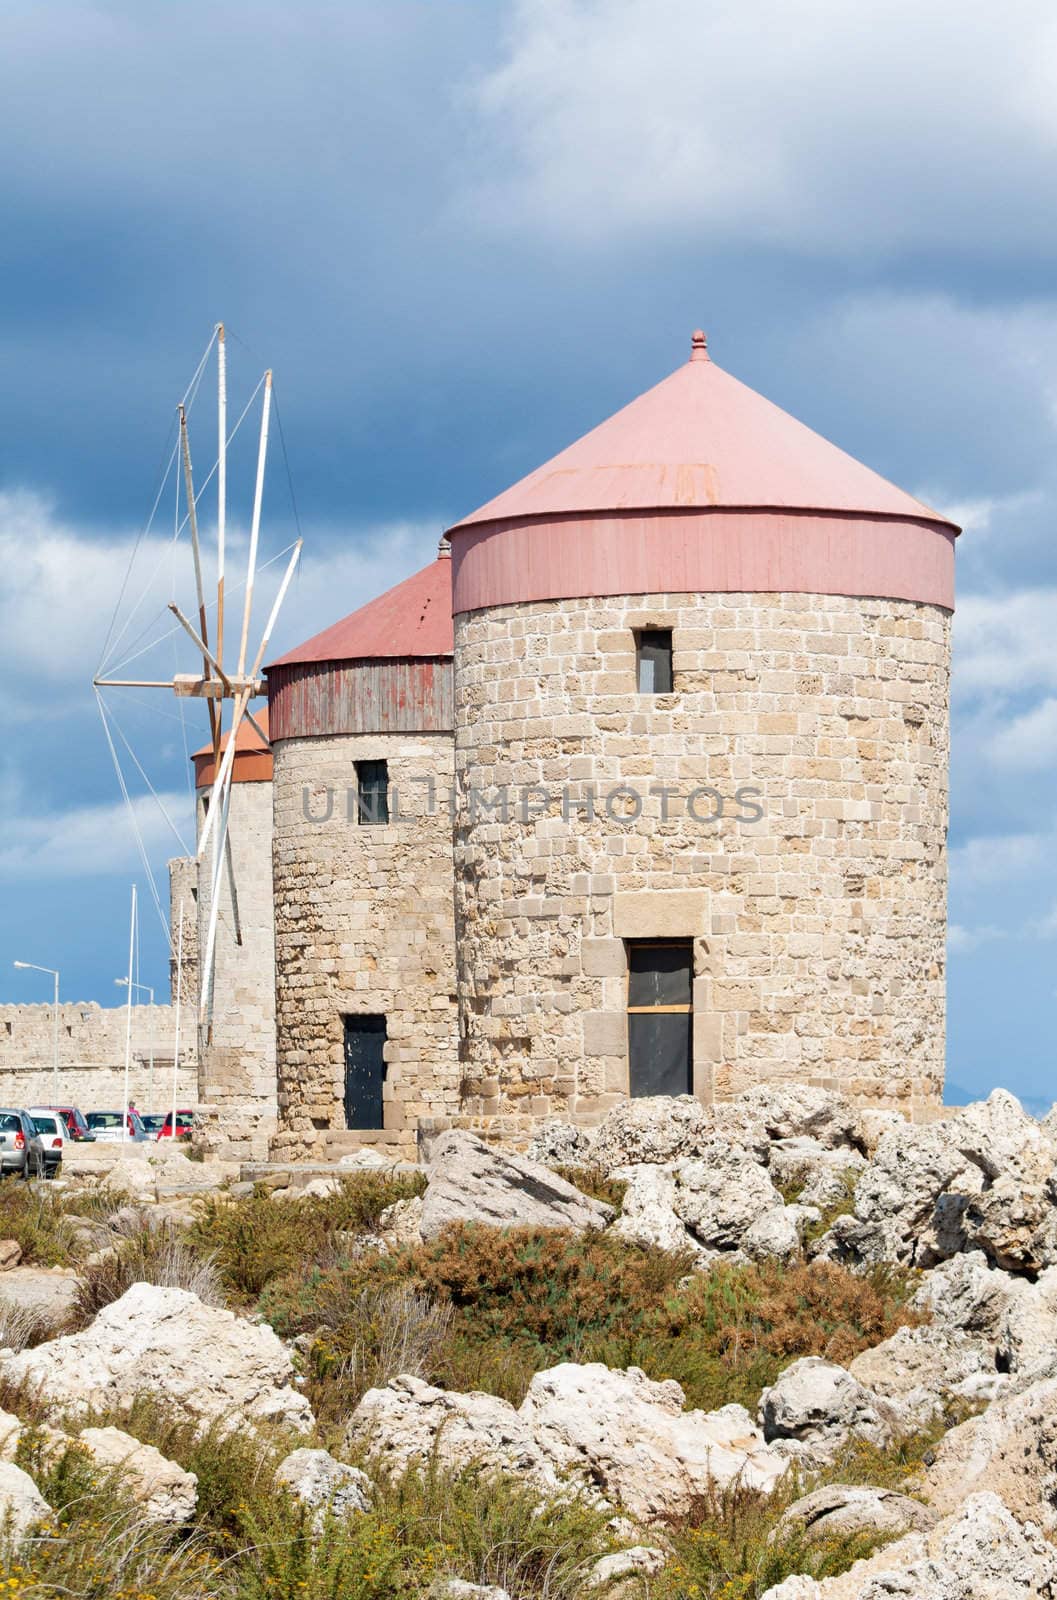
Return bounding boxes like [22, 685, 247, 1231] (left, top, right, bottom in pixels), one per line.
[115, 979, 154, 1112]
[12, 962, 60, 1101]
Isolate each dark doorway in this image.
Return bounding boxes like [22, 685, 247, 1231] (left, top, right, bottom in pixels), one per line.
[626, 940, 693, 1097]
[343, 1014, 387, 1129]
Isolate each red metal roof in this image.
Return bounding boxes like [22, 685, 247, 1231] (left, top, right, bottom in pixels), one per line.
[449, 332, 959, 534]
[192, 708, 272, 787]
[268, 553, 453, 669]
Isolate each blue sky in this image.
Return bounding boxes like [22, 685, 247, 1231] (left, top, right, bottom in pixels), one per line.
[1, 0, 1054, 1106]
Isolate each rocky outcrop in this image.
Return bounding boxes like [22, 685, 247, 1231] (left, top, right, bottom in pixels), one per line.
[420, 1132, 613, 1240]
[911, 1249, 1026, 1343]
[0, 1460, 52, 1541]
[672, 1144, 783, 1251]
[78, 1426, 198, 1526]
[0, 1283, 314, 1434]
[347, 1362, 787, 1520]
[758, 1358, 900, 1464]
[610, 1165, 710, 1259]
[743, 1204, 821, 1264]
[520, 1363, 787, 1521]
[275, 1448, 371, 1526]
[848, 1324, 1005, 1427]
[762, 1492, 1057, 1598]
[775, 1483, 936, 1545]
[924, 1373, 1057, 1533]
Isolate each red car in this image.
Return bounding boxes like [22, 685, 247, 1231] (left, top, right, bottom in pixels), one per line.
[156, 1109, 195, 1140]
[47, 1106, 95, 1142]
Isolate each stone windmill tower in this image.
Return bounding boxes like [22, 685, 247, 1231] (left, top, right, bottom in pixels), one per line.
[445, 332, 959, 1136]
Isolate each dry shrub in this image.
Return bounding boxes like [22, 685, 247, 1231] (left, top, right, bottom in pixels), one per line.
[0, 1298, 62, 1352]
[305, 1283, 454, 1425]
[73, 1211, 224, 1325]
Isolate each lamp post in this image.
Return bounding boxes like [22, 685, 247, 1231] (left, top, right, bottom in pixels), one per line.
[12, 961, 60, 1101]
[114, 979, 154, 1111]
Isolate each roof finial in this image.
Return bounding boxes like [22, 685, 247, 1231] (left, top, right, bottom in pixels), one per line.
[690, 329, 709, 363]
[437, 536, 451, 559]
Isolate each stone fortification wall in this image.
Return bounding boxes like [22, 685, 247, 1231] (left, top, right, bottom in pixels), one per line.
[0, 1003, 197, 1112]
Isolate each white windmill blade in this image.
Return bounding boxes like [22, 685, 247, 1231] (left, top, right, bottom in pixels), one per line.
[237, 369, 273, 678]
[200, 757, 234, 1024]
[216, 323, 227, 677]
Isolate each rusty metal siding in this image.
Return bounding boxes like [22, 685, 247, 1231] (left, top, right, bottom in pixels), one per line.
[267, 657, 453, 741]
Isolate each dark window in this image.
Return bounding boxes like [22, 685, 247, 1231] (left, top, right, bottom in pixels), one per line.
[343, 1014, 387, 1129]
[636, 629, 673, 693]
[355, 759, 389, 825]
[626, 939, 693, 1097]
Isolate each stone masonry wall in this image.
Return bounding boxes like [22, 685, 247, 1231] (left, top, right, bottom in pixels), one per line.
[453, 591, 951, 1134]
[0, 1003, 197, 1112]
[194, 779, 277, 1161]
[167, 857, 200, 1007]
[271, 732, 459, 1161]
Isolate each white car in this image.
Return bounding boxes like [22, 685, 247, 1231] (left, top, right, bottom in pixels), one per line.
[23, 1109, 64, 1178]
[85, 1110, 149, 1143]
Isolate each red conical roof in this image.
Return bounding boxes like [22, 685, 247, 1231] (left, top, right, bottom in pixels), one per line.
[451, 332, 957, 533]
[192, 708, 272, 787]
[269, 552, 453, 668]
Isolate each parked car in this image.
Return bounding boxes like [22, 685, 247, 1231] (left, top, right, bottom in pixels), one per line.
[156, 1110, 195, 1141]
[0, 1109, 28, 1177]
[45, 1106, 95, 1142]
[139, 1113, 167, 1139]
[24, 1111, 63, 1179]
[86, 1110, 149, 1142]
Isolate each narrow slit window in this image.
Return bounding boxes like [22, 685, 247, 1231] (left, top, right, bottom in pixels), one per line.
[626, 939, 693, 1097]
[636, 629, 673, 694]
[355, 759, 389, 825]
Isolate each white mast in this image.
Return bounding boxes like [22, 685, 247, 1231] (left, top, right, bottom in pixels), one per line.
[121, 884, 136, 1145]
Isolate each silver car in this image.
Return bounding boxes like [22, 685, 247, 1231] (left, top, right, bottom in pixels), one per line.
[86, 1110, 149, 1143]
[0, 1109, 28, 1176]
[24, 1111, 64, 1179]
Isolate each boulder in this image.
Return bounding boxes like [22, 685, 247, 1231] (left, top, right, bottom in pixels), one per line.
[520, 1363, 787, 1521]
[438, 1585, 510, 1600]
[610, 1165, 710, 1259]
[527, 1121, 596, 1169]
[376, 1195, 425, 1249]
[0, 1460, 52, 1541]
[819, 1120, 975, 1267]
[758, 1357, 899, 1464]
[738, 1085, 860, 1150]
[673, 1143, 783, 1250]
[275, 1448, 371, 1526]
[775, 1483, 935, 1545]
[0, 1282, 313, 1434]
[848, 1325, 1004, 1426]
[743, 1204, 820, 1264]
[911, 1249, 1026, 1343]
[925, 1373, 1057, 1533]
[420, 1132, 613, 1240]
[0, 1242, 22, 1272]
[0, 1266, 79, 1334]
[78, 1426, 198, 1526]
[798, 1164, 862, 1215]
[954, 1090, 1057, 1186]
[589, 1096, 717, 1169]
[997, 1264, 1057, 1375]
[854, 1110, 907, 1157]
[345, 1374, 561, 1490]
[0, 1409, 21, 1461]
[587, 1547, 667, 1588]
[962, 1176, 1057, 1275]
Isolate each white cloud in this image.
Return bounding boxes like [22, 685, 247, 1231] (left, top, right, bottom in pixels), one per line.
[987, 697, 1057, 772]
[916, 490, 1045, 544]
[0, 791, 187, 881]
[948, 828, 1052, 890]
[953, 589, 1057, 701]
[466, 0, 1057, 257]
[948, 923, 1007, 954]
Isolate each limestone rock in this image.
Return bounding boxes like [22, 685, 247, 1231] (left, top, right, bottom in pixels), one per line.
[0, 1266, 79, 1334]
[0, 1409, 21, 1461]
[610, 1165, 710, 1259]
[0, 1460, 52, 1541]
[420, 1132, 613, 1239]
[276, 1448, 371, 1524]
[855, 1110, 907, 1156]
[673, 1144, 782, 1250]
[927, 1489, 1057, 1599]
[587, 1547, 667, 1588]
[0, 1242, 22, 1272]
[520, 1363, 787, 1521]
[0, 1282, 313, 1434]
[377, 1195, 425, 1249]
[925, 1373, 1057, 1533]
[589, 1096, 716, 1169]
[776, 1483, 935, 1545]
[743, 1204, 820, 1264]
[954, 1089, 1057, 1185]
[759, 1358, 899, 1463]
[997, 1264, 1057, 1375]
[78, 1426, 198, 1526]
[345, 1374, 561, 1489]
[527, 1121, 596, 1169]
[848, 1324, 1004, 1426]
[823, 1119, 974, 1267]
[438, 1584, 510, 1600]
[963, 1176, 1057, 1274]
[911, 1249, 1026, 1343]
[738, 1085, 859, 1150]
